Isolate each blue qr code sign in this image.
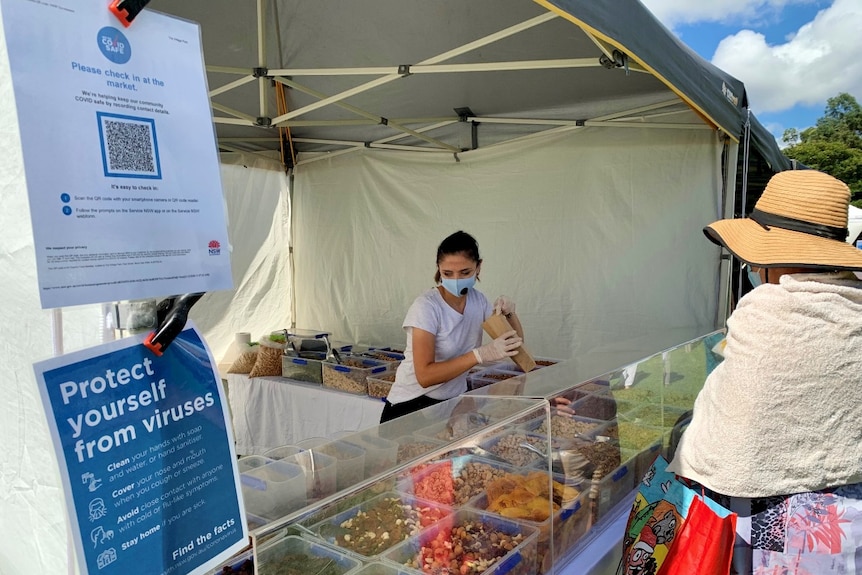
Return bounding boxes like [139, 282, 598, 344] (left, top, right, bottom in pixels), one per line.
[97, 112, 162, 179]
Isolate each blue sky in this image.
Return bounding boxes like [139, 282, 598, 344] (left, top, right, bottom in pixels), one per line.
[640, 0, 862, 146]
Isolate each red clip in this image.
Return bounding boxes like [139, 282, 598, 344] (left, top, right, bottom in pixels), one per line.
[109, 0, 150, 28]
[143, 332, 164, 356]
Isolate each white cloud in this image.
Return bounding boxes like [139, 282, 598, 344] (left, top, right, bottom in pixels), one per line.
[709, 0, 862, 113]
[641, 0, 815, 28]
[641, 0, 862, 116]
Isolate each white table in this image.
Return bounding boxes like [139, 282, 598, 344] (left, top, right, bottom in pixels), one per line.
[225, 374, 385, 455]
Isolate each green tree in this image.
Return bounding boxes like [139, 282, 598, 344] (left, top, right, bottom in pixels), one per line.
[782, 93, 862, 207]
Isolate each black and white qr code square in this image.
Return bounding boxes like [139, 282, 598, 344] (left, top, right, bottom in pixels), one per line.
[97, 112, 162, 179]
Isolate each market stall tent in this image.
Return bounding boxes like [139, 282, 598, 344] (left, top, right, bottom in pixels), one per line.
[145, 0, 788, 357]
[0, 1, 790, 573]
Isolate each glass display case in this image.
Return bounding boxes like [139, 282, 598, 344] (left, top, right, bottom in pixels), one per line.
[209, 328, 725, 575]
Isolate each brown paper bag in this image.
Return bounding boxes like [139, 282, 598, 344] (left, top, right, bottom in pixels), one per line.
[482, 313, 536, 372]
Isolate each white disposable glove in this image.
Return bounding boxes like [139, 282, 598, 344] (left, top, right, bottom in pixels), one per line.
[473, 330, 522, 363]
[493, 295, 516, 316]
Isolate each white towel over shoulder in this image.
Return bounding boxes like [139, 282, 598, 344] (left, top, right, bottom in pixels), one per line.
[668, 272, 862, 498]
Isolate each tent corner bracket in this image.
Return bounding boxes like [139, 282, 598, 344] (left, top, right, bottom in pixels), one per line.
[454, 107, 475, 122]
[599, 50, 628, 73]
[398, 64, 412, 77]
[253, 66, 271, 79]
[256, 116, 272, 127]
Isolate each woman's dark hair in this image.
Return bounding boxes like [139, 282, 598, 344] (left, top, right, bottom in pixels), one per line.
[434, 230, 481, 283]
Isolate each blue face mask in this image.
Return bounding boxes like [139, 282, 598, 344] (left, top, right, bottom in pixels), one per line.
[441, 275, 476, 297]
[746, 265, 762, 288]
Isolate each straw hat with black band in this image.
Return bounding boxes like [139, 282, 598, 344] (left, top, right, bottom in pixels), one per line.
[704, 170, 862, 271]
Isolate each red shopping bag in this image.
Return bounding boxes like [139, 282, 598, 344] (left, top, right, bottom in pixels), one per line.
[658, 495, 736, 575]
[619, 456, 736, 575]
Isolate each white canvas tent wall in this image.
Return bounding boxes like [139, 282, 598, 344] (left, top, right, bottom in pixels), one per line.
[1, 1, 789, 573]
[289, 126, 725, 358]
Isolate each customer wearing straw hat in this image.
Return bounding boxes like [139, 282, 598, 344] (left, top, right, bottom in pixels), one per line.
[667, 170, 862, 574]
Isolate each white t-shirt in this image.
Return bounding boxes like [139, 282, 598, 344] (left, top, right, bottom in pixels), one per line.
[386, 287, 492, 404]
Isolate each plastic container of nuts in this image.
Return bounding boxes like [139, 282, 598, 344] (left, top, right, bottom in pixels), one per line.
[341, 433, 400, 479]
[520, 412, 606, 442]
[354, 350, 405, 364]
[350, 562, 417, 575]
[366, 372, 396, 399]
[322, 358, 390, 395]
[593, 460, 636, 522]
[381, 507, 539, 575]
[397, 456, 508, 507]
[255, 534, 361, 575]
[479, 430, 573, 469]
[469, 478, 587, 574]
[500, 356, 564, 373]
[297, 437, 367, 492]
[239, 457, 307, 521]
[309, 490, 452, 562]
[281, 351, 327, 383]
[392, 434, 446, 465]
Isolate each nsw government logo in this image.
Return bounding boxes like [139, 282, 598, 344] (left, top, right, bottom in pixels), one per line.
[97, 27, 131, 65]
[208, 240, 221, 255]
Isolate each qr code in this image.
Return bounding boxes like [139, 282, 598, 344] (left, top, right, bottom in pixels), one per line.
[97, 112, 161, 178]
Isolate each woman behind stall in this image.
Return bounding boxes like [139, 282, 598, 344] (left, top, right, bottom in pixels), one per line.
[380, 230, 523, 423]
[667, 170, 862, 574]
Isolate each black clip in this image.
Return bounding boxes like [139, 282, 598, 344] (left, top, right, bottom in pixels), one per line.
[109, 0, 151, 28]
[143, 293, 204, 356]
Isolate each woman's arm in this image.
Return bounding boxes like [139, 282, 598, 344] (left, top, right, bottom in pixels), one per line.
[412, 327, 479, 388]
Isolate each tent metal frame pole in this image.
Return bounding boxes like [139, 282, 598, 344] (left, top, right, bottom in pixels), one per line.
[294, 148, 359, 166]
[206, 65, 249, 75]
[211, 102, 259, 123]
[278, 97, 706, 157]
[214, 117, 260, 126]
[270, 12, 558, 124]
[268, 58, 600, 77]
[219, 137, 281, 143]
[587, 120, 710, 130]
[256, 117, 453, 128]
[291, 138, 454, 153]
[257, 0, 267, 118]
[273, 77, 458, 151]
[209, 75, 255, 98]
[464, 98, 685, 125]
[736, 110, 753, 306]
[479, 125, 585, 150]
[292, 120, 462, 166]
[218, 143, 279, 162]
[466, 117, 709, 130]
[292, 137, 365, 147]
[625, 109, 693, 121]
[374, 120, 459, 144]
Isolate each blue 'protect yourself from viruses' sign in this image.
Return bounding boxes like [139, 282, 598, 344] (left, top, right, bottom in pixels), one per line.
[35, 324, 247, 575]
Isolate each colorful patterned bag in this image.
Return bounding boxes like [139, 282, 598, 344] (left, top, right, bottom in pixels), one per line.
[618, 455, 736, 575]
